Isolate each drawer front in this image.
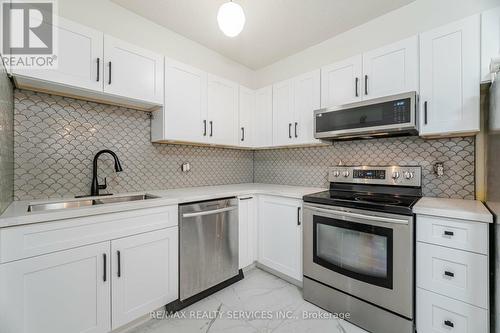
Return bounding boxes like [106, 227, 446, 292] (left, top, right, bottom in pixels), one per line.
[416, 215, 488, 254]
[417, 288, 488, 333]
[0, 205, 178, 263]
[417, 242, 488, 309]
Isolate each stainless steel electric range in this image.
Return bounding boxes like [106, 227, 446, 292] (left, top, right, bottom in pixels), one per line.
[302, 165, 422, 333]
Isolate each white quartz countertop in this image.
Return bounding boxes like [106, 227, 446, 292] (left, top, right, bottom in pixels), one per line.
[0, 183, 325, 228]
[414, 197, 493, 223]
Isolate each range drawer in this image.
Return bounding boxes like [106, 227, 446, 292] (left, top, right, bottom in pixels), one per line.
[0, 205, 178, 263]
[416, 215, 488, 254]
[417, 288, 488, 333]
[417, 242, 488, 309]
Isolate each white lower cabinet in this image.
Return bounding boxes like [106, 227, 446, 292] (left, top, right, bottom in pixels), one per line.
[0, 242, 111, 333]
[111, 228, 178, 330]
[238, 196, 257, 269]
[258, 195, 302, 281]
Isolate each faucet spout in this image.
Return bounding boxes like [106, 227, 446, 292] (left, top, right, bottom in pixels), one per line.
[91, 149, 123, 196]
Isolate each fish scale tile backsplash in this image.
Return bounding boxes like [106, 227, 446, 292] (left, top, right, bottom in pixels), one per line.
[14, 90, 254, 200]
[0, 61, 14, 213]
[253, 137, 475, 199]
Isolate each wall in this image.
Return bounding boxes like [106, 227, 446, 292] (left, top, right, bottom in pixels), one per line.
[58, 0, 256, 88]
[255, 0, 499, 87]
[0, 61, 14, 213]
[254, 136, 475, 199]
[14, 90, 254, 201]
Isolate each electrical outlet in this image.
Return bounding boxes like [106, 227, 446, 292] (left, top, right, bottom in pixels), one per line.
[434, 162, 444, 177]
[181, 162, 191, 173]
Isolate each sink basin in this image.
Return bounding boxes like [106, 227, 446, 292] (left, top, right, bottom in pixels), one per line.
[27, 194, 160, 212]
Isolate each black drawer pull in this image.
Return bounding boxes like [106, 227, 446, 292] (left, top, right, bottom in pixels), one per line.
[117, 250, 121, 278]
[444, 230, 454, 237]
[297, 207, 301, 226]
[444, 320, 454, 328]
[103, 253, 107, 282]
[444, 271, 454, 278]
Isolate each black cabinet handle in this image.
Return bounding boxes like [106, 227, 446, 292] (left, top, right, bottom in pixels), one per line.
[96, 58, 100, 82]
[444, 320, 454, 328]
[355, 77, 359, 97]
[444, 271, 454, 278]
[239, 197, 253, 201]
[297, 207, 301, 226]
[364, 75, 368, 95]
[288, 123, 292, 139]
[294, 122, 298, 138]
[424, 101, 428, 125]
[117, 250, 121, 278]
[209, 121, 213, 137]
[203, 120, 207, 136]
[103, 253, 107, 282]
[108, 61, 112, 85]
[444, 230, 454, 237]
[241, 127, 245, 141]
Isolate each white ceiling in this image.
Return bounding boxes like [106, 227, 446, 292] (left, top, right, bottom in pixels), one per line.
[111, 0, 415, 70]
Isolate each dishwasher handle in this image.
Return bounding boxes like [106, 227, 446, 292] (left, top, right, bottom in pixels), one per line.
[182, 206, 237, 218]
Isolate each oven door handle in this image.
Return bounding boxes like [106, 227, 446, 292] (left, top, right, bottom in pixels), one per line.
[306, 206, 409, 225]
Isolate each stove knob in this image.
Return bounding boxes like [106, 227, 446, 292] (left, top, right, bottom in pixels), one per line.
[404, 171, 414, 179]
[392, 172, 400, 180]
[333, 170, 340, 177]
[342, 171, 350, 178]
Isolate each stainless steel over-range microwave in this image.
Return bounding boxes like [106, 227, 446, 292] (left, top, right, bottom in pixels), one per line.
[314, 92, 418, 140]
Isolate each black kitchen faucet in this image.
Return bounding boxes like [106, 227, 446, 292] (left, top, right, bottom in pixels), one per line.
[90, 149, 123, 196]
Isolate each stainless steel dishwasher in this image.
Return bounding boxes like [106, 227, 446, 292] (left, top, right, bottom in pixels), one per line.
[179, 197, 240, 302]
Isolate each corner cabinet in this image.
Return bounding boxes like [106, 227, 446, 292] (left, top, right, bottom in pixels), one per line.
[238, 86, 256, 147]
[419, 14, 480, 137]
[258, 196, 303, 282]
[254, 86, 274, 148]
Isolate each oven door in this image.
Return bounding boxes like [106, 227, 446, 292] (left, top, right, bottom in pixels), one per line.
[303, 203, 414, 319]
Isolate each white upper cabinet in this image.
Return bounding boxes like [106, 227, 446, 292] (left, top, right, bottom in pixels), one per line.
[207, 74, 239, 146]
[293, 70, 321, 144]
[321, 55, 362, 108]
[152, 59, 207, 143]
[12, 17, 103, 92]
[254, 86, 274, 148]
[239, 86, 256, 147]
[481, 6, 500, 83]
[103, 35, 164, 104]
[419, 15, 480, 137]
[363, 36, 419, 99]
[272, 79, 295, 146]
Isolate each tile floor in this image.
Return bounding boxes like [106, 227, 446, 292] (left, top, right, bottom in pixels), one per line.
[130, 268, 368, 333]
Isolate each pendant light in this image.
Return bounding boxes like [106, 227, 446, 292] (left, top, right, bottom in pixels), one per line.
[217, 1, 246, 37]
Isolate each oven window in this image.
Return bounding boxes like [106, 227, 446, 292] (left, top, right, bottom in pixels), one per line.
[313, 215, 393, 289]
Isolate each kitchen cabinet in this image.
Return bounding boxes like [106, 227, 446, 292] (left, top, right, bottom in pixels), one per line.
[481, 6, 500, 83]
[0, 242, 111, 333]
[207, 74, 239, 146]
[151, 59, 207, 143]
[238, 196, 257, 269]
[321, 55, 362, 108]
[273, 70, 320, 146]
[239, 86, 256, 147]
[11, 17, 103, 92]
[419, 15, 480, 137]
[258, 196, 302, 281]
[103, 35, 164, 104]
[254, 86, 274, 148]
[111, 228, 178, 329]
[362, 36, 418, 100]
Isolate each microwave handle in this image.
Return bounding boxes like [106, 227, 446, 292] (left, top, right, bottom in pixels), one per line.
[306, 205, 409, 225]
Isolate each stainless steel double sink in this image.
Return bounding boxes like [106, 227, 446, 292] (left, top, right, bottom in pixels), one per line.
[27, 194, 160, 212]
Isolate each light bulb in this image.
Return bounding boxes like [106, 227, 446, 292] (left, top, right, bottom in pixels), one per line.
[217, 1, 246, 37]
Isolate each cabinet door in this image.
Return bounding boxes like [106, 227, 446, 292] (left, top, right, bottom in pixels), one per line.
[362, 36, 419, 99]
[272, 79, 295, 146]
[293, 70, 321, 144]
[0, 242, 110, 333]
[152, 59, 207, 143]
[111, 228, 178, 330]
[258, 196, 302, 281]
[12, 17, 103, 92]
[419, 15, 480, 136]
[239, 86, 256, 147]
[321, 55, 362, 108]
[481, 6, 500, 83]
[207, 74, 239, 145]
[238, 196, 256, 269]
[103, 35, 164, 104]
[254, 86, 273, 148]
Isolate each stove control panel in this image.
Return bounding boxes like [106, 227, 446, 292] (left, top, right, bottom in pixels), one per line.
[329, 166, 421, 187]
